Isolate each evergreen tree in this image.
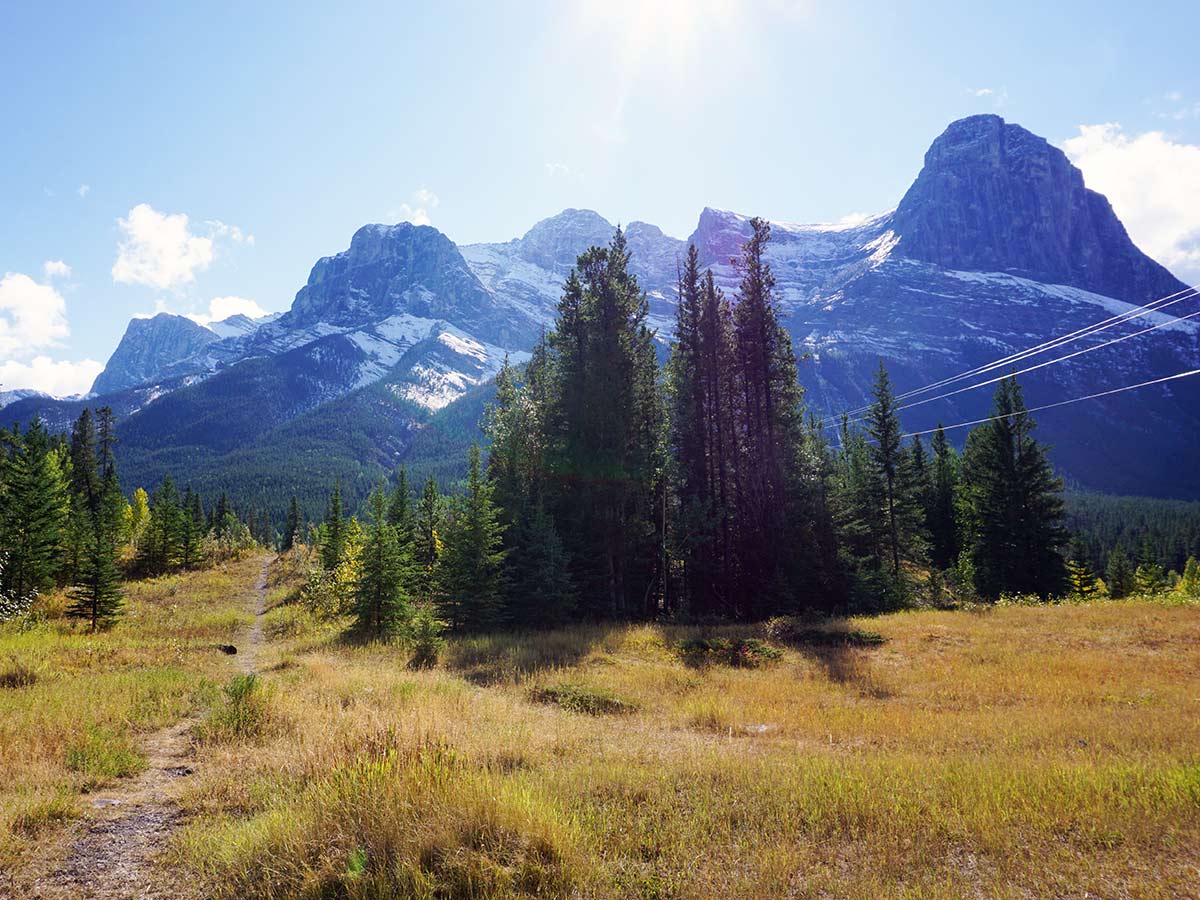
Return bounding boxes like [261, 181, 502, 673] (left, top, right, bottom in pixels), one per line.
[353, 486, 410, 639]
[282, 495, 301, 552]
[1105, 548, 1135, 599]
[959, 377, 1067, 600]
[928, 425, 960, 570]
[1065, 540, 1099, 600]
[439, 445, 508, 631]
[68, 468, 125, 631]
[503, 501, 575, 627]
[179, 487, 202, 568]
[413, 475, 442, 604]
[542, 228, 663, 619]
[321, 482, 346, 571]
[1135, 543, 1168, 596]
[139, 475, 184, 575]
[0, 420, 69, 597]
[387, 467, 414, 546]
[865, 362, 926, 579]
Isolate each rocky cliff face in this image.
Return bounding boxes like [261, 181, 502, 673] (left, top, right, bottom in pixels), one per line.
[91, 313, 218, 395]
[891, 115, 1186, 302]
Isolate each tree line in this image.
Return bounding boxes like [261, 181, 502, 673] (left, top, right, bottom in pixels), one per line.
[0, 408, 263, 630]
[299, 221, 1200, 640]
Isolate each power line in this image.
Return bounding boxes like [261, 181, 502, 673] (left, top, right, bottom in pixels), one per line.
[822, 283, 1199, 423]
[901, 367, 1200, 438]
[835, 305, 1200, 425]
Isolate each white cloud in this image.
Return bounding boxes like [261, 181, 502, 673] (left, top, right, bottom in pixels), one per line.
[545, 162, 571, 177]
[386, 188, 439, 227]
[968, 87, 994, 97]
[77, 184, 90, 198]
[413, 188, 439, 208]
[112, 203, 215, 290]
[0, 272, 70, 358]
[0, 356, 103, 397]
[1062, 123, 1200, 281]
[186, 295, 269, 326]
[42, 260, 72, 280]
[205, 219, 256, 245]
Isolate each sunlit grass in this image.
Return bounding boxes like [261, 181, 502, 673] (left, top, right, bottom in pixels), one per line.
[170, 575, 1200, 898]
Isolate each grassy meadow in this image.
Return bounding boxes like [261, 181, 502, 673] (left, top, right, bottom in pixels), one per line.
[0, 554, 266, 873]
[4, 550, 1200, 898]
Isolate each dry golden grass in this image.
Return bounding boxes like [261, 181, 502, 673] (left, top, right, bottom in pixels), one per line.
[168, 562, 1200, 899]
[0, 553, 269, 872]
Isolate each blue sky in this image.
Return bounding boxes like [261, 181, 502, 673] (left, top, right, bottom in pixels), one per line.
[2, 0, 1199, 395]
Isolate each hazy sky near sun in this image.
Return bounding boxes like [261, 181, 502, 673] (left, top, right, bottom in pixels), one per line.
[2, 0, 1199, 395]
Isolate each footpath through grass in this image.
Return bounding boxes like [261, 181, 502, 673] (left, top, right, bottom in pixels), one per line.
[167, 556, 1200, 899]
[0, 553, 268, 874]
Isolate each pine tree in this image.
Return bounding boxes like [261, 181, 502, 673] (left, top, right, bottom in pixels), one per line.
[865, 362, 926, 580]
[387, 467, 414, 546]
[413, 475, 442, 605]
[321, 482, 346, 571]
[282, 495, 301, 552]
[1065, 541, 1099, 600]
[1135, 543, 1168, 596]
[1105, 548, 1135, 599]
[960, 377, 1067, 600]
[503, 501, 575, 627]
[353, 486, 410, 639]
[68, 470, 125, 631]
[928, 425, 960, 570]
[439, 445, 508, 631]
[0, 420, 69, 597]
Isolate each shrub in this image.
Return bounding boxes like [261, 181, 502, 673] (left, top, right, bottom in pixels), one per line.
[407, 604, 447, 669]
[530, 682, 637, 715]
[676, 637, 782, 668]
[762, 618, 885, 648]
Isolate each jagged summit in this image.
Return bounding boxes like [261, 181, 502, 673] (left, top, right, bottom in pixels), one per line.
[892, 114, 1185, 302]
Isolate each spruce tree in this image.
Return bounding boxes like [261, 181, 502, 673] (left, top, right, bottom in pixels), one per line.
[413, 475, 442, 604]
[321, 482, 346, 571]
[960, 377, 1067, 599]
[353, 486, 409, 639]
[865, 362, 926, 579]
[1135, 543, 1167, 597]
[0, 420, 69, 597]
[1105, 548, 1135, 599]
[439, 445, 507, 631]
[68, 470, 125, 631]
[928, 425, 960, 570]
[282, 495, 301, 552]
[1179, 556, 1200, 598]
[139, 475, 184, 575]
[387, 467, 414, 546]
[503, 501, 575, 627]
[1065, 541, 1099, 600]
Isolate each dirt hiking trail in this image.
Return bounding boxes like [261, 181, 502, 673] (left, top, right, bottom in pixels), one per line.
[18, 558, 271, 900]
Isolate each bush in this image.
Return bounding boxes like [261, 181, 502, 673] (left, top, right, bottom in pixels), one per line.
[530, 682, 637, 715]
[762, 618, 885, 648]
[676, 637, 782, 668]
[407, 605, 446, 669]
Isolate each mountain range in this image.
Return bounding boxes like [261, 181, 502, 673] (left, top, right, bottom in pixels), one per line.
[4, 114, 1198, 512]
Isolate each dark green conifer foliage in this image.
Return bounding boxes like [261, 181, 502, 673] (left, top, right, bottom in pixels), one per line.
[1105, 548, 1135, 599]
[543, 228, 663, 619]
[865, 362, 926, 579]
[439, 445, 507, 631]
[1065, 540, 1099, 600]
[387, 466, 414, 546]
[960, 377, 1067, 599]
[282, 495, 301, 552]
[928, 425, 960, 570]
[140, 475, 184, 575]
[0, 420, 68, 597]
[413, 475, 442, 604]
[354, 486, 409, 639]
[68, 469, 125, 631]
[321, 482, 346, 570]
